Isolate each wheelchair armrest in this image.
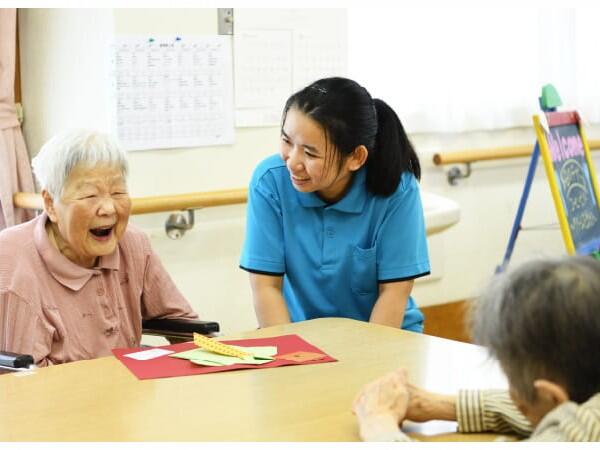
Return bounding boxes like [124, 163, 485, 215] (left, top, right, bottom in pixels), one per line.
[0, 351, 34, 369]
[142, 318, 220, 340]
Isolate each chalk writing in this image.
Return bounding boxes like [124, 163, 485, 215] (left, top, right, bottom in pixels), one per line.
[546, 120, 600, 253]
[548, 129, 584, 162]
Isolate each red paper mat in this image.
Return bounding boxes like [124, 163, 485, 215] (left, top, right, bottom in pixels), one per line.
[112, 334, 337, 380]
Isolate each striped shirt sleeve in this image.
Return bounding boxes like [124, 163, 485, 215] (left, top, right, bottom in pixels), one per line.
[457, 389, 533, 436]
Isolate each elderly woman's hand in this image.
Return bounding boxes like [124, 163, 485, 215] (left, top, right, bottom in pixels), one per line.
[405, 383, 458, 423]
[352, 368, 410, 441]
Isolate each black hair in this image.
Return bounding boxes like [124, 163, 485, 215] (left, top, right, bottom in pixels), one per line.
[471, 255, 600, 403]
[281, 77, 421, 196]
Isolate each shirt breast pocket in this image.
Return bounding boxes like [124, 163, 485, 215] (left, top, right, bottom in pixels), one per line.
[350, 245, 378, 295]
[41, 304, 66, 343]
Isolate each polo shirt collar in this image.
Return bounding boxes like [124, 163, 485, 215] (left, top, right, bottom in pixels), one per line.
[296, 167, 367, 213]
[34, 212, 120, 291]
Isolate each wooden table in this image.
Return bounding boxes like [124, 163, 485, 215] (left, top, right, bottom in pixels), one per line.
[0, 318, 510, 441]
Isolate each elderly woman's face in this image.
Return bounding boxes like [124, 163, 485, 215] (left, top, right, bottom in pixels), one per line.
[46, 163, 131, 268]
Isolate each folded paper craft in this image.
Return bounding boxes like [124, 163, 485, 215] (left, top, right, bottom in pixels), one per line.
[171, 345, 277, 366]
[192, 332, 253, 358]
[112, 334, 337, 380]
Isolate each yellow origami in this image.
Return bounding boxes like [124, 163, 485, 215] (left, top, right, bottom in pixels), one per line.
[193, 332, 251, 358]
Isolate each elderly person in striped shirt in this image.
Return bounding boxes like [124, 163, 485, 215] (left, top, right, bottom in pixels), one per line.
[353, 256, 600, 441]
[0, 130, 199, 366]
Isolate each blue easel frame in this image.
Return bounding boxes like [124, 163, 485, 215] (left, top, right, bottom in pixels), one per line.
[496, 143, 540, 273]
[496, 95, 556, 273]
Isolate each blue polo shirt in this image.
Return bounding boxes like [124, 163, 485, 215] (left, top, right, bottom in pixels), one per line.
[240, 154, 430, 332]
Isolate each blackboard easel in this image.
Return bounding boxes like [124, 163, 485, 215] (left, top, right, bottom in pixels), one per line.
[497, 85, 600, 272]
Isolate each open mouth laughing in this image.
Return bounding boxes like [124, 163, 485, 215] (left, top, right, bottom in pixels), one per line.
[89, 225, 114, 240]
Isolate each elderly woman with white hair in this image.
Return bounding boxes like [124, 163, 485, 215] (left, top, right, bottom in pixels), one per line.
[0, 130, 199, 366]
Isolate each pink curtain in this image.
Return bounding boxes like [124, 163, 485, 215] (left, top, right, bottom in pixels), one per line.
[0, 8, 34, 230]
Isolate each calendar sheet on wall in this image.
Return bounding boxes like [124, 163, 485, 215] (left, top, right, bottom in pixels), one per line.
[109, 35, 234, 151]
[234, 9, 347, 127]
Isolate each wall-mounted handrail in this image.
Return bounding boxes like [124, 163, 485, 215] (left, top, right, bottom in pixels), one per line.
[433, 139, 600, 166]
[433, 139, 600, 185]
[14, 138, 600, 208]
[13, 188, 248, 214]
[131, 188, 247, 214]
[13, 188, 459, 238]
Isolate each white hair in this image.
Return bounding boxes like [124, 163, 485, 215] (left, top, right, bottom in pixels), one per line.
[31, 129, 129, 199]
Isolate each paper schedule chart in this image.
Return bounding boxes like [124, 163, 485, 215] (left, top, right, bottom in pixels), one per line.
[109, 35, 235, 151]
[233, 9, 347, 127]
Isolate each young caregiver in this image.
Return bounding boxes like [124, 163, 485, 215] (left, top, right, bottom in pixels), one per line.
[240, 77, 430, 331]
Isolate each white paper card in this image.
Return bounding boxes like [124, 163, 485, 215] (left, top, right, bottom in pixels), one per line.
[124, 348, 174, 361]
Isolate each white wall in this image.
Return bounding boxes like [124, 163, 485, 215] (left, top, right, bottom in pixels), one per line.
[18, 8, 600, 336]
[18, 9, 114, 149]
